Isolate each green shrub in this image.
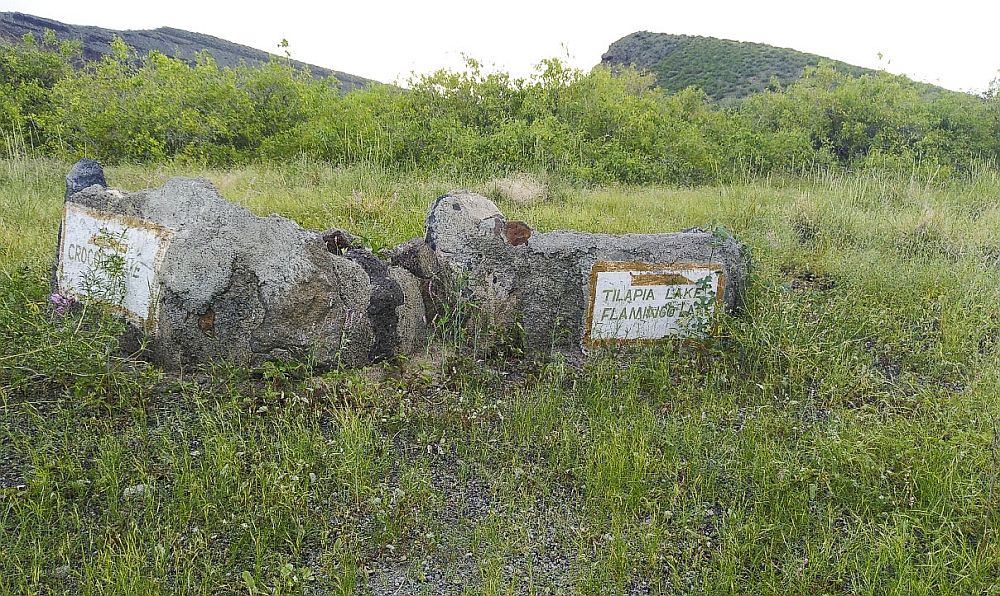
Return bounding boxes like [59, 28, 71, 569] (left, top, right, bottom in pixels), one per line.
[0, 31, 78, 154]
[1, 34, 998, 184]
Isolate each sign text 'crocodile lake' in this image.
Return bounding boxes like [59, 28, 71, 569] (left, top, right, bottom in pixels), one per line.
[57, 202, 173, 327]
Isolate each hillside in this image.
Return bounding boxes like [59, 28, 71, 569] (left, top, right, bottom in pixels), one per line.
[0, 12, 373, 92]
[600, 31, 876, 100]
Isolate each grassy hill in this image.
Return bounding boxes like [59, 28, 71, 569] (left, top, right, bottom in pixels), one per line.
[0, 12, 373, 92]
[600, 31, 876, 100]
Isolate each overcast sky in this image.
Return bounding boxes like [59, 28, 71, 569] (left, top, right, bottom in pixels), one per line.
[3, 0, 998, 93]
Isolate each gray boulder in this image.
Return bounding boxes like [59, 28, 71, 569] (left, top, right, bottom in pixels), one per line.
[385, 236, 448, 326]
[389, 266, 429, 355]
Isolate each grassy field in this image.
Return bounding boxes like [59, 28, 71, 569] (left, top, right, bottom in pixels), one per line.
[3, 157, 1000, 594]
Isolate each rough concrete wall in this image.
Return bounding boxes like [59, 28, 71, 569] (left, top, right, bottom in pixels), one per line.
[57, 160, 436, 369]
[65, 178, 375, 368]
[421, 190, 749, 353]
[58, 162, 747, 368]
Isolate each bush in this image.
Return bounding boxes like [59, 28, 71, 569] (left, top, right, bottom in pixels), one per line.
[1, 34, 998, 184]
[0, 31, 78, 155]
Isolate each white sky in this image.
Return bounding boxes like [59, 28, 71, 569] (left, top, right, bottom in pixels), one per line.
[3, 0, 999, 93]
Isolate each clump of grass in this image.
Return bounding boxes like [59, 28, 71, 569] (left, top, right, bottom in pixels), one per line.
[0, 267, 158, 407]
[484, 172, 548, 205]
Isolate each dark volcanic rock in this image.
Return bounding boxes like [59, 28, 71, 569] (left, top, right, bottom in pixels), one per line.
[65, 158, 106, 198]
[344, 248, 405, 361]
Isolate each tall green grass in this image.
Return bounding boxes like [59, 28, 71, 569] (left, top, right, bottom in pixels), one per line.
[2, 158, 1000, 592]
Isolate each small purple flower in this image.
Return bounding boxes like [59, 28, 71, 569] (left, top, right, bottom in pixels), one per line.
[49, 292, 76, 316]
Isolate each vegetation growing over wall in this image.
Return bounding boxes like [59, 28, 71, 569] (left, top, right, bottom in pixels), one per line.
[2, 33, 999, 184]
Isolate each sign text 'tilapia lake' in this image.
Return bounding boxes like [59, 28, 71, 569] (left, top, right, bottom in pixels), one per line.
[584, 261, 724, 345]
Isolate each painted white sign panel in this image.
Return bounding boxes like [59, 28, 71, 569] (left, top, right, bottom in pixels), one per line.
[57, 202, 174, 327]
[584, 261, 724, 344]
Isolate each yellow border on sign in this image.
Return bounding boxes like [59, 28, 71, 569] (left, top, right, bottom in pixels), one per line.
[582, 260, 727, 348]
[57, 201, 175, 330]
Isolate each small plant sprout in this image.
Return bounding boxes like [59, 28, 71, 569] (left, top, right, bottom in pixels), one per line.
[79, 226, 131, 308]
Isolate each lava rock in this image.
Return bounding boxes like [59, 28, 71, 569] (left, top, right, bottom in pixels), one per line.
[65, 158, 107, 198]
